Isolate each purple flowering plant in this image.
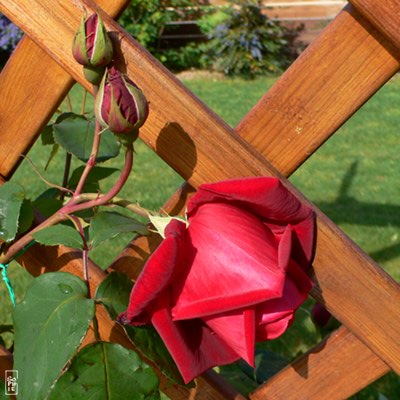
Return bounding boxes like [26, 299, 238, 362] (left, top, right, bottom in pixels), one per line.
[0, 14, 22, 52]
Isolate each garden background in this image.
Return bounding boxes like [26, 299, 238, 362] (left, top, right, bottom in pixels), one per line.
[1, 1, 399, 398]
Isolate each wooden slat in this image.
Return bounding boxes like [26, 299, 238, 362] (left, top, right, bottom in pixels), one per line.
[236, 4, 400, 175]
[0, 346, 13, 374]
[3, 0, 400, 376]
[235, 5, 397, 397]
[0, 36, 72, 179]
[249, 326, 390, 400]
[349, 0, 400, 50]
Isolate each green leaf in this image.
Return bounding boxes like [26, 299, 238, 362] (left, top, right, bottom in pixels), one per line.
[238, 349, 288, 383]
[53, 113, 120, 162]
[95, 271, 133, 319]
[17, 199, 34, 235]
[217, 363, 258, 396]
[34, 188, 60, 201]
[40, 124, 55, 145]
[48, 342, 160, 400]
[0, 182, 25, 242]
[13, 272, 95, 400]
[33, 225, 84, 249]
[89, 211, 148, 248]
[45, 144, 60, 170]
[67, 165, 118, 193]
[33, 198, 63, 219]
[33, 188, 63, 218]
[95, 272, 184, 385]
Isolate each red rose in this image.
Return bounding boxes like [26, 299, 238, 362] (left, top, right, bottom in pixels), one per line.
[119, 177, 316, 383]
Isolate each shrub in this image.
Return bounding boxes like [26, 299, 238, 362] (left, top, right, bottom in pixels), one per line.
[201, 0, 303, 78]
[120, 0, 207, 71]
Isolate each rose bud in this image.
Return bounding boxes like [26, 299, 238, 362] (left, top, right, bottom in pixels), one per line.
[72, 13, 113, 68]
[94, 66, 149, 138]
[119, 177, 316, 383]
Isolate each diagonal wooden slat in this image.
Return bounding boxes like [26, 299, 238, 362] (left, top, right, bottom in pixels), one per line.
[233, 4, 398, 397]
[249, 325, 390, 400]
[349, 0, 400, 51]
[236, 4, 400, 175]
[0, 36, 72, 179]
[0, 0, 398, 396]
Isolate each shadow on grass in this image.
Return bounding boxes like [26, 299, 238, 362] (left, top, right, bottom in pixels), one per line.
[315, 161, 400, 265]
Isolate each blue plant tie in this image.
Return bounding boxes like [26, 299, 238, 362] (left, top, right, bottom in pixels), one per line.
[0, 240, 36, 307]
[0, 263, 15, 307]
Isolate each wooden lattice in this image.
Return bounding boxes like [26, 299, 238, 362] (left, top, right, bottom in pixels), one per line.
[1, 0, 399, 398]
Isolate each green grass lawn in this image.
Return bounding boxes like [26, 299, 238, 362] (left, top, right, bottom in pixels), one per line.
[4, 73, 400, 398]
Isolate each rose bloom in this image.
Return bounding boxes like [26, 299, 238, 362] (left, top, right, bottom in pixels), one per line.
[119, 177, 316, 383]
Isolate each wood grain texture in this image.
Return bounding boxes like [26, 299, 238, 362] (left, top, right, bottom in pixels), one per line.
[0, 36, 73, 179]
[250, 325, 390, 400]
[349, 0, 400, 50]
[236, 4, 400, 175]
[3, 0, 400, 375]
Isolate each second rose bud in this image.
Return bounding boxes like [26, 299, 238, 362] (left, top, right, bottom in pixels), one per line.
[94, 66, 149, 140]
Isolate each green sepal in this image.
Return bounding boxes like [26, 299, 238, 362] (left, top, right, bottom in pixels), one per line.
[72, 14, 90, 66]
[83, 65, 105, 85]
[90, 13, 113, 67]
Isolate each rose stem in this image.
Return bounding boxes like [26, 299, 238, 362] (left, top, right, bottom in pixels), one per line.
[73, 120, 102, 197]
[73, 86, 100, 198]
[0, 143, 134, 266]
[65, 143, 134, 214]
[75, 194, 150, 218]
[69, 215, 91, 295]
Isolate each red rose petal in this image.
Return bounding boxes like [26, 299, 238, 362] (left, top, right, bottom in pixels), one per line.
[188, 177, 316, 265]
[151, 293, 239, 384]
[172, 203, 286, 320]
[120, 219, 187, 324]
[256, 276, 309, 340]
[203, 309, 256, 366]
